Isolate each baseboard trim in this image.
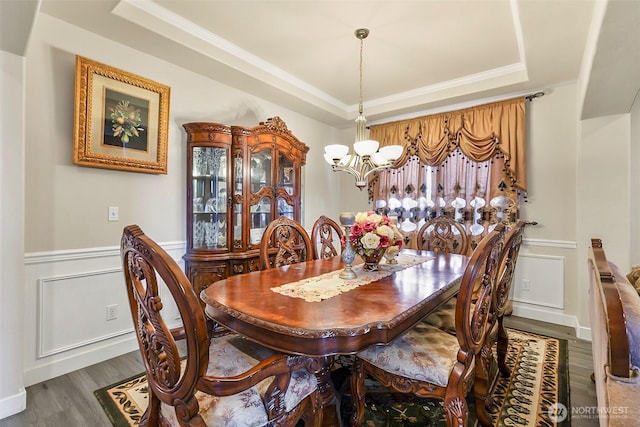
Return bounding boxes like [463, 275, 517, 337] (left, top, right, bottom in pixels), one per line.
[576, 325, 592, 341]
[23, 336, 139, 387]
[0, 388, 26, 420]
[511, 302, 591, 340]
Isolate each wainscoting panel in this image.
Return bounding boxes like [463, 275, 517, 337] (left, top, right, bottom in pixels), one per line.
[37, 269, 133, 358]
[23, 242, 185, 386]
[512, 253, 565, 309]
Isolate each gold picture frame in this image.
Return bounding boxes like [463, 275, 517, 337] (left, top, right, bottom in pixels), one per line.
[73, 56, 170, 174]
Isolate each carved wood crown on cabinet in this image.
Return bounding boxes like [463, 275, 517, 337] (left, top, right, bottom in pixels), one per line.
[183, 117, 309, 297]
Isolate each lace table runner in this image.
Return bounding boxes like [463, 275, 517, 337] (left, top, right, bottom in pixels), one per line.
[271, 254, 434, 302]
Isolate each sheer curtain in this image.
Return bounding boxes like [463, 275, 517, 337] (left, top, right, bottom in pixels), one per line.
[368, 97, 526, 249]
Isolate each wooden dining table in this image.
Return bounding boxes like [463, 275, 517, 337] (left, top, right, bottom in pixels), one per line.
[200, 249, 468, 426]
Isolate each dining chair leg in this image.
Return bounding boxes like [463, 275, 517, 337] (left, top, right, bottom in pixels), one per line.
[474, 344, 494, 427]
[141, 392, 160, 427]
[349, 359, 366, 427]
[497, 316, 511, 377]
[443, 374, 470, 427]
[302, 390, 324, 427]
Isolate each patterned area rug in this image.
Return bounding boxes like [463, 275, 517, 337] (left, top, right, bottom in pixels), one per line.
[95, 329, 569, 426]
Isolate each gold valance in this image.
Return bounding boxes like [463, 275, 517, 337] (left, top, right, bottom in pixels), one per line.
[369, 96, 526, 192]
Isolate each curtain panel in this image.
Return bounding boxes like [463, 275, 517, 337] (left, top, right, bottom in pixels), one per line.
[369, 96, 527, 194]
[367, 97, 526, 250]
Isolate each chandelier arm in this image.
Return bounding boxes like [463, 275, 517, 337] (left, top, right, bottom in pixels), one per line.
[331, 164, 363, 182]
[361, 162, 389, 182]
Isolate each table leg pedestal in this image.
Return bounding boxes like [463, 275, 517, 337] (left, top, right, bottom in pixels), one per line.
[310, 356, 341, 427]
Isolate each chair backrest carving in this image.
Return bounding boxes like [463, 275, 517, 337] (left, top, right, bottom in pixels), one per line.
[121, 224, 209, 421]
[416, 215, 470, 255]
[311, 215, 344, 260]
[493, 220, 526, 317]
[260, 216, 313, 269]
[455, 223, 505, 355]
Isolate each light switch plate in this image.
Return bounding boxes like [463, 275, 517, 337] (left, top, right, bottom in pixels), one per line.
[108, 206, 119, 222]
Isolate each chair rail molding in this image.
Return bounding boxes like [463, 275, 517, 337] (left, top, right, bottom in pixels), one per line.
[522, 237, 576, 249]
[24, 241, 186, 264]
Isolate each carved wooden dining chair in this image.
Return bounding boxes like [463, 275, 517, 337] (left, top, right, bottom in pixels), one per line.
[310, 215, 344, 260]
[418, 222, 526, 424]
[260, 216, 313, 269]
[121, 225, 322, 427]
[349, 224, 504, 427]
[473, 220, 526, 425]
[416, 215, 470, 255]
[417, 215, 472, 334]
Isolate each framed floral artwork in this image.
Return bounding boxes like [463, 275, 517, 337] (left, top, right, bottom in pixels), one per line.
[72, 56, 170, 174]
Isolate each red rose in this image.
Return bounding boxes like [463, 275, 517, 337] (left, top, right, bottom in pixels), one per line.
[351, 223, 364, 237]
[362, 220, 376, 232]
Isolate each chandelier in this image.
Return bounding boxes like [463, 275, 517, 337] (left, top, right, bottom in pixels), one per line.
[324, 28, 403, 190]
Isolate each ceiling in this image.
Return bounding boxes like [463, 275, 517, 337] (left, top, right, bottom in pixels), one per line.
[4, 0, 640, 127]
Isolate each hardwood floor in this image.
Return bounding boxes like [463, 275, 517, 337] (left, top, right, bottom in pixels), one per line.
[0, 316, 599, 426]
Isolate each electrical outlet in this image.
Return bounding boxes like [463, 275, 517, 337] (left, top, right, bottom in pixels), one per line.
[522, 279, 530, 291]
[106, 304, 118, 321]
[108, 206, 119, 222]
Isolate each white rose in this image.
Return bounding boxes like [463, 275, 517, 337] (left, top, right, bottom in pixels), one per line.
[361, 232, 381, 250]
[368, 213, 383, 224]
[355, 212, 370, 223]
[386, 245, 400, 256]
[376, 225, 395, 240]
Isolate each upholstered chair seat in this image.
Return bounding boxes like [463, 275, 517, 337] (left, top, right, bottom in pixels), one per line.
[160, 335, 318, 426]
[356, 322, 465, 388]
[421, 297, 458, 335]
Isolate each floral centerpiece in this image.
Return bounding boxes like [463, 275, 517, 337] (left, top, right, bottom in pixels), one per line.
[347, 211, 403, 270]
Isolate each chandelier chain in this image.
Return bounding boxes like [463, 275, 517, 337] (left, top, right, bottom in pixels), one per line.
[359, 36, 364, 116]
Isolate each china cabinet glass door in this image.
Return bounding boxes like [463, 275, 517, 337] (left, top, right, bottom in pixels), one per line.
[277, 152, 295, 219]
[249, 149, 272, 245]
[192, 146, 228, 250]
[232, 156, 243, 246]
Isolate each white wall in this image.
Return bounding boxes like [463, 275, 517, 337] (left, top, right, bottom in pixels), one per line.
[506, 84, 580, 329]
[0, 50, 27, 418]
[577, 113, 631, 329]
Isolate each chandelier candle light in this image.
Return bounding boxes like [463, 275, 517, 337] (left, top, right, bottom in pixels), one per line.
[324, 28, 403, 190]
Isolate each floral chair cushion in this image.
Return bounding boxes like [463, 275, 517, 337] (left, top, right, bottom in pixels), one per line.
[420, 297, 457, 335]
[161, 335, 318, 426]
[356, 322, 462, 387]
[421, 295, 479, 336]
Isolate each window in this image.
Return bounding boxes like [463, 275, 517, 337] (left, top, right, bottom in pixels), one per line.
[367, 97, 527, 250]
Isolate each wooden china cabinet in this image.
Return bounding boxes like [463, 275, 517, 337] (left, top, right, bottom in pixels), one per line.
[183, 117, 309, 295]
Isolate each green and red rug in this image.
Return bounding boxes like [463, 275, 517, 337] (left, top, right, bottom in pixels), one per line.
[95, 329, 569, 426]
